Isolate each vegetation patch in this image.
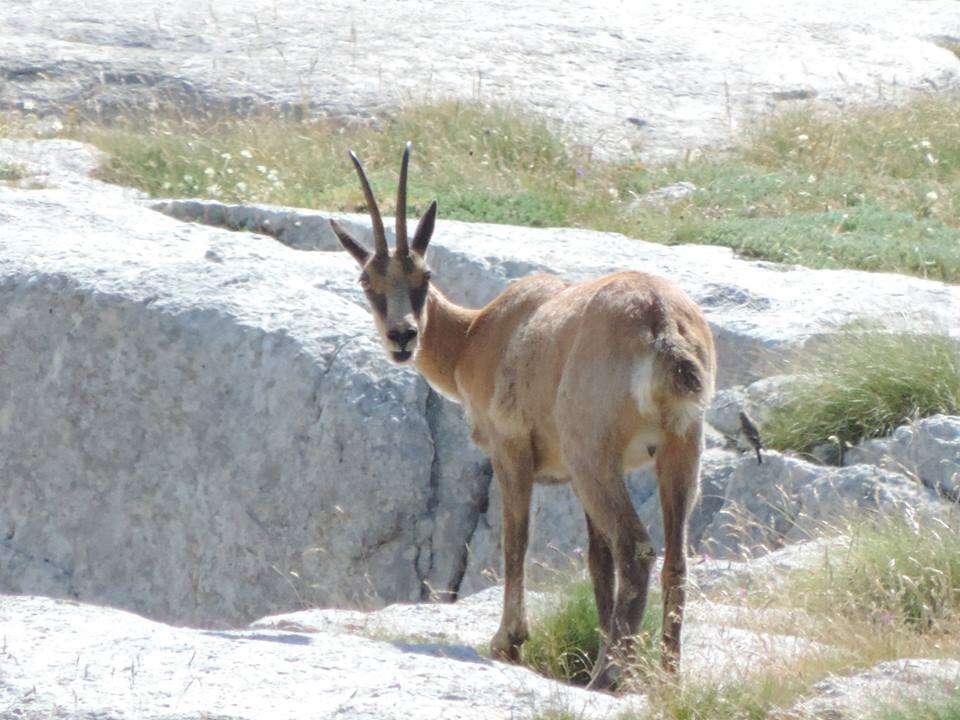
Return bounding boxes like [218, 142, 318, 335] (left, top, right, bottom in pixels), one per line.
[0, 161, 24, 183]
[873, 693, 960, 720]
[787, 516, 960, 630]
[764, 330, 960, 455]
[14, 92, 955, 281]
[522, 577, 661, 686]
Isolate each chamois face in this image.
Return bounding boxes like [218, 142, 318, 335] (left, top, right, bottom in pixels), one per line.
[357, 251, 431, 364]
[328, 144, 437, 365]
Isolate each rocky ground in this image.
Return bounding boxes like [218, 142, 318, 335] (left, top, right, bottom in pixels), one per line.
[2, 540, 957, 719]
[1, 0, 959, 160]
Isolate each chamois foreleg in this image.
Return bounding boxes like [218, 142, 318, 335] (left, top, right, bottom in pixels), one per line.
[489, 439, 534, 663]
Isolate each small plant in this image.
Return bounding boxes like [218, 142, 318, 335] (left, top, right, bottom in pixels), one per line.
[521, 577, 661, 686]
[764, 330, 960, 454]
[0, 161, 24, 182]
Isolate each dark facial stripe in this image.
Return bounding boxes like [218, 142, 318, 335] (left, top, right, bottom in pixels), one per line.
[366, 289, 387, 317]
[409, 283, 428, 318]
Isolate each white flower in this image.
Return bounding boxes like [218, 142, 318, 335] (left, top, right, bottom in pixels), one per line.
[797, 134, 809, 142]
[220, 152, 232, 160]
[924, 153, 939, 167]
[204, 167, 215, 176]
[236, 181, 247, 192]
[183, 174, 194, 182]
[926, 191, 939, 202]
[256, 165, 267, 174]
[919, 139, 932, 149]
[807, 174, 817, 183]
[240, 149, 253, 159]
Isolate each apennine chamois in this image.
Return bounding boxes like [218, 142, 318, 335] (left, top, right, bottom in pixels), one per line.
[329, 144, 716, 690]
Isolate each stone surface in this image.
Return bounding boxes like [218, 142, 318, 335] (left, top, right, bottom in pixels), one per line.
[790, 658, 960, 719]
[707, 375, 797, 439]
[1, 1, 959, 161]
[0, 593, 638, 720]
[155, 199, 960, 390]
[702, 452, 953, 557]
[845, 414, 960, 500]
[0, 138, 488, 625]
[628, 181, 697, 210]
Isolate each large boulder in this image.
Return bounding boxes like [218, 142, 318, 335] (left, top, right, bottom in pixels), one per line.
[0, 138, 489, 625]
[0, 1, 958, 160]
[702, 452, 952, 557]
[845, 415, 960, 500]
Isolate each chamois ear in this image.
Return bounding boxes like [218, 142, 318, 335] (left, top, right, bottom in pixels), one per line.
[411, 200, 438, 256]
[329, 219, 370, 266]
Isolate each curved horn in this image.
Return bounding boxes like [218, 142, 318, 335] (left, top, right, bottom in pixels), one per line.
[348, 150, 388, 257]
[395, 141, 411, 256]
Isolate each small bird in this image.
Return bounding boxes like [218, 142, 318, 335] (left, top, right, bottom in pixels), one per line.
[739, 410, 764, 464]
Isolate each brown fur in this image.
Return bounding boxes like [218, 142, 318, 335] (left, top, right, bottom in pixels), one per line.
[331, 148, 717, 690]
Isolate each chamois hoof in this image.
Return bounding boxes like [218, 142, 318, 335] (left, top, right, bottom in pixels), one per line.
[586, 661, 621, 692]
[490, 629, 526, 663]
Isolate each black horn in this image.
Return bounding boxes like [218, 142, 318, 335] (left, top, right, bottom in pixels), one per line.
[395, 142, 411, 256]
[348, 150, 388, 257]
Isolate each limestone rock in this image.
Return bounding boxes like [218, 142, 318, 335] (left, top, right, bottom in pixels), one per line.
[0, 139, 485, 625]
[702, 452, 952, 557]
[845, 415, 960, 500]
[0, 593, 638, 720]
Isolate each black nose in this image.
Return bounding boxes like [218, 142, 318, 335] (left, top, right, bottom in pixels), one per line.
[387, 327, 418, 347]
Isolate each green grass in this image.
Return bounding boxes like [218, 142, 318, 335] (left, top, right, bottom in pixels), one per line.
[764, 330, 960, 454]
[521, 578, 661, 686]
[787, 516, 960, 630]
[36, 93, 960, 282]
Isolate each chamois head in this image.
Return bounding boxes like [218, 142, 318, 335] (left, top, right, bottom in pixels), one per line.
[329, 143, 437, 365]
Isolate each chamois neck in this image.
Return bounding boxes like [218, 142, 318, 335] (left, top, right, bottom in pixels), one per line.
[414, 286, 477, 401]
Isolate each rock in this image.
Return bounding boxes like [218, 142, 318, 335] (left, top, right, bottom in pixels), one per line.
[0, 594, 639, 720]
[0, 138, 488, 625]
[706, 375, 797, 439]
[701, 452, 952, 558]
[845, 415, 960, 500]
[1, 1, 959, 161]
[155, 199, 960, 390]
[790, 658, 960, 719]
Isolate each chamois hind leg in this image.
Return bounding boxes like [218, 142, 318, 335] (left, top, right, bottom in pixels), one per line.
[656, 420, 703, 673]
[569, 453, 655, 691]
[489, 438, 534, 663]
[585, 512, 614, 637]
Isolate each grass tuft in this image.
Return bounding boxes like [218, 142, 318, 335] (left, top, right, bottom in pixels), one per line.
[764, 330, 960, 454]
[521, 578, 661, 686]
[874, 693, 960, 720]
